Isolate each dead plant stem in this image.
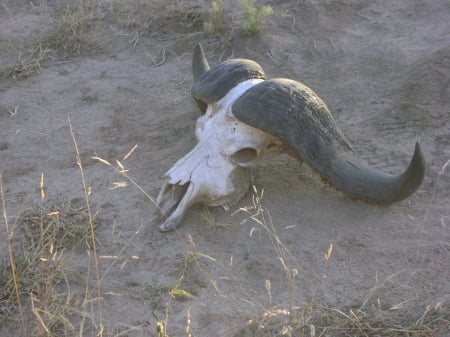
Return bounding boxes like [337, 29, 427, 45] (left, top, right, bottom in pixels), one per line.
[0, 175, 28, 337]
[67, 115, 104, 336]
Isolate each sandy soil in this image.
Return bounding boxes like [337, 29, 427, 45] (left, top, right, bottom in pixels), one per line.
[1, 0, 449, 336]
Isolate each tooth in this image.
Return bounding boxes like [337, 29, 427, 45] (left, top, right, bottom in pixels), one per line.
[156, 182, 188, 217]
[159, 183, 199, 232]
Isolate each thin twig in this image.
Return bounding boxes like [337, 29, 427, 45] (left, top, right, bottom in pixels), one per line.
[149, 48, 166, 68]
[1, 175, 28, 337]
[67, 115, 104, 336]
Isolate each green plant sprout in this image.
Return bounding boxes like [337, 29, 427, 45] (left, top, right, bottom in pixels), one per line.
[239, 0, 273, 34]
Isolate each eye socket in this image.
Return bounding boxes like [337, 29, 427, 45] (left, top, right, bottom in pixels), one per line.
[231, 147, 258, 164]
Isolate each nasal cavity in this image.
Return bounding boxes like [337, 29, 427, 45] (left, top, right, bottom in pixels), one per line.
[266, 142, 280, 150]
[231, 147, 258, 164]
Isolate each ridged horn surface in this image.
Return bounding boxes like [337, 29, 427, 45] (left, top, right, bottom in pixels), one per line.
[191, 44, 266, 113]
[232, 78, 425, 203]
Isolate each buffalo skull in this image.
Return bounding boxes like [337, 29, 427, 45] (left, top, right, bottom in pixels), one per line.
[156, 44, 425, 231]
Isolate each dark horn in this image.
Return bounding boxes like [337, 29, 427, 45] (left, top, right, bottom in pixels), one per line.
[191, 44, 266, 113]
[192, 43, 210, 82]
[232, 78, 425, 203]
[192, 43, 211, 113]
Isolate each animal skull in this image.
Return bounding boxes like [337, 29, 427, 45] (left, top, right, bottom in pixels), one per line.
[156, 79, 284, 232]
[156, 44, 425, 231]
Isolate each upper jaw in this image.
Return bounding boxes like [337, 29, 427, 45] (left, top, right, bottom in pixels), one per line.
[156, 154, 251, 232]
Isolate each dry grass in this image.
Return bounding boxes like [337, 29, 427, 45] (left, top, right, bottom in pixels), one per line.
[40, 1, 105, 59]
[19, 200, 96, 253]
[232, 299, 450, 337]
[0, 120, 103, 336]
[0, 45, 49, 80]
[1, 1, 105, 80]
[0, 0, 272, 80]
[0, 193, 95, 336]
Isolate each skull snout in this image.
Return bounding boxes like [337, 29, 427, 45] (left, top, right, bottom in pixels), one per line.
[156, 150, 251, 232]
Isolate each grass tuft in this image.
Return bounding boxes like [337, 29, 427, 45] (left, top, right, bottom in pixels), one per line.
[0, 199, 95, 335]
[0, 46, 48, 80]
[40, 2, 104, 59]
[0, 1, 104, 80]
[20, 200, 97, 253]
[203, 0, 273, 36]
[234, 300, 450, 337]
[239, 0, 273, 35]
[203, 0, 227, 35]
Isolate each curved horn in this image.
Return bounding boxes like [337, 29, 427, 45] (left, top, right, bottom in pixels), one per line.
[191, 44, 266, 113]
[232, 78, 425, 203]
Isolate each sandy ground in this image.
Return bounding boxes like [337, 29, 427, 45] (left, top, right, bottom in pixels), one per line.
[1, 0, 449, 336]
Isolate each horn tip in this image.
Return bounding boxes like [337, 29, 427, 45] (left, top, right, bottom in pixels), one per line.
[413, 142, 425, 165]
[192, 42, 210, 81]
[400, 141, 426, 202]
[413, 141, 426, 175]
[414, 141, 422, 152]
[194, 43, 203, 55]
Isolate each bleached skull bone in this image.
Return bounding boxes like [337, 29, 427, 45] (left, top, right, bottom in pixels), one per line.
[156, 79, 284, 232]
